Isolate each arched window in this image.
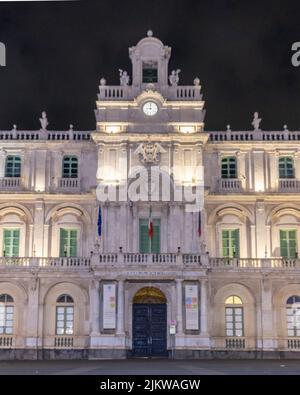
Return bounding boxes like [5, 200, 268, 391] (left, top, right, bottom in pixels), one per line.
[225, 295, 244, 337]
[279, 157, 295, 179]
[286, 295, 300, 337]
[0, 294, 14, 334]
[62, 156, 78, 178]
[221, 157, 237, 179]
[5, 155, 21, 178]
[56, 294, 74, 336]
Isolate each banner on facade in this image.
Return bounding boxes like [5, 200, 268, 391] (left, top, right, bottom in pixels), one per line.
[185, 284, 199, 330]
[103, 283, 116, 329]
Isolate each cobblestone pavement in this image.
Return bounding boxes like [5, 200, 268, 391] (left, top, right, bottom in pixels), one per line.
[0, 359, 299, 375]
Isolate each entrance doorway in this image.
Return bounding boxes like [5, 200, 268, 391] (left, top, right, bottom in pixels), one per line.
[132, 287, 167, 357]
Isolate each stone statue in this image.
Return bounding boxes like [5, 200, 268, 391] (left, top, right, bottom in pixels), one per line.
[100, 77, 106, 86]
[283, 124, 289, 132]
[12, 124, 17, 132]
[69, 124, 74, 131]
[193, 77, 200, 86]
[226, 124, 231, 132]
[169, 69, 181, 86]
[251, 112, 261, 130]
[119, 69, 130, 86]
[39, 111, 48, 130]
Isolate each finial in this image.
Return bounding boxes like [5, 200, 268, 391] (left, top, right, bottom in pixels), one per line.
[193, 77, 200, 86]
[69, 124, 73, 131]
[12, 124, 17, 131]
[100, 77, 106, 86]
[147, 30, 153, 37]
[226, 124, 231, 132]
[283, 124, 288, 131]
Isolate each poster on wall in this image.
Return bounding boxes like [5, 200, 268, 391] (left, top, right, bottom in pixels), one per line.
[103, 283, 116, 329]
[185, 284, 199, 330]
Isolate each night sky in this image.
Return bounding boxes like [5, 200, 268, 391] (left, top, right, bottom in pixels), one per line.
[0, 0, 300, 131]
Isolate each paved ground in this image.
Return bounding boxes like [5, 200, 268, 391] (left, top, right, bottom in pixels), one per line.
[0, 359, 299, 375]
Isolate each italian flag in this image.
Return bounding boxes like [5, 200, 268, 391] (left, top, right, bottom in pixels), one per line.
[148, 207, 154, 240]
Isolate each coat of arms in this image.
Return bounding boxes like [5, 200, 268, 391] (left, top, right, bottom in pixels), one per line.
[134, 142, 166, 164]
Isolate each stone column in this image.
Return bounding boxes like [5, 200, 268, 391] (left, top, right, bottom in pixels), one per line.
[255, 200, 266, 258]
[259, 277, 276, 350]
[200, 279, 208, 334]
[117, 280, 125, 335]
[25, 275, 40, 349]
[89, 279, 100, 336]
[33, 200, 45, 257]
[0, 149, 6, 178]
[176, 279, 183, 334]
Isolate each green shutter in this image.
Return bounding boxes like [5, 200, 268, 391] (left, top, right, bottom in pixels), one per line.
[60, 229, 77, 257]
[139, 218, 161, 253]
[222, 229, 240, 258]
[151, 220, 160, 253]
[139, 219, 149, 253]
[280, 230, 297, 258]
[3, 229, 20, 257]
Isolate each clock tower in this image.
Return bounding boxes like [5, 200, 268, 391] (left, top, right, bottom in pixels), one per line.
[93, 31, 207, 254]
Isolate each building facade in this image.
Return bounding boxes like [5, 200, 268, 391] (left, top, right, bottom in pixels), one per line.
[0, 31, 300, 359]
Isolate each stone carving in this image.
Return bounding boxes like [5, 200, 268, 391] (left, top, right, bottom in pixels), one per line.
[12, 124, 17, 132]
[69, 124, 74, 131]
[147, 30, 153, 37]
[283, 124, 289, 132]
[193, 77, 200, 86]
[169, 69, 181, 86]
[252, 112, 261, 130]
[100, 77, 106, 86]
[119, 69, 130, 86]
[39, 111, 48, 130]
[135, 141, 166, 164]
[226, 124, 231, 132]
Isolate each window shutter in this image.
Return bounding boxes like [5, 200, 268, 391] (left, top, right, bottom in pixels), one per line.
[151, 219, 160, 253]
[139, 219, 149, 253]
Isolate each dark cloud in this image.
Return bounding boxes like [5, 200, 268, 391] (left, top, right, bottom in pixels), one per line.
[0, 0, 300, 131]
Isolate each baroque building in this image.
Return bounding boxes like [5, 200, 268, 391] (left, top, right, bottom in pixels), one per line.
[0, 31, 300, 359]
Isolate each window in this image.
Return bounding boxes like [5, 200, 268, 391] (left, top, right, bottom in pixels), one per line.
[225, 295, 244, 337]
[5, 156, 21, 178]
[3, 229, 20, 257]
[56, 294, 74, 336]
[222, 229, 240, 257]
[59, 229, 77, 257]
[286, 295, 300, 337]
[221, 157, 237, 179]
[139, 219, 160, 253]
[0, 294, 14, 335]
[62, 156, 78, 178]
[280, 230, 297, 258]
[279, 157, 294, 179]
[142, 61, 158, 83]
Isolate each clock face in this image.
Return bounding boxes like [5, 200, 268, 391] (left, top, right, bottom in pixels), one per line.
[142, 101, 158, 116]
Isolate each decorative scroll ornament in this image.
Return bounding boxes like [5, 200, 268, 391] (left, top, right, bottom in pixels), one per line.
[135, 141, 166, 164]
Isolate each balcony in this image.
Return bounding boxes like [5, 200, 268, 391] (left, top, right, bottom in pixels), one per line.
[0, 177, 21, 191]
[278, 179, 300, 192]
[57, 177, 80, 192]
[218, 178, 242, 192]
[0, 255, 298, 271]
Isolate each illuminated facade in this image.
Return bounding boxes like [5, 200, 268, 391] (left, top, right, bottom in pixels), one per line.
[0, 32, 300, 359]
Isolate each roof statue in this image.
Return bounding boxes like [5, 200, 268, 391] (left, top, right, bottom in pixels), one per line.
[39, 111, 49, 130]
[169, 69, 181, 86]
[119, 69, 130, 86]
[251, 112, 261, 131]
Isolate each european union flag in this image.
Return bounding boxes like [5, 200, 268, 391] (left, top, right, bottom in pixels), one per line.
[97, 206, 102, 237]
